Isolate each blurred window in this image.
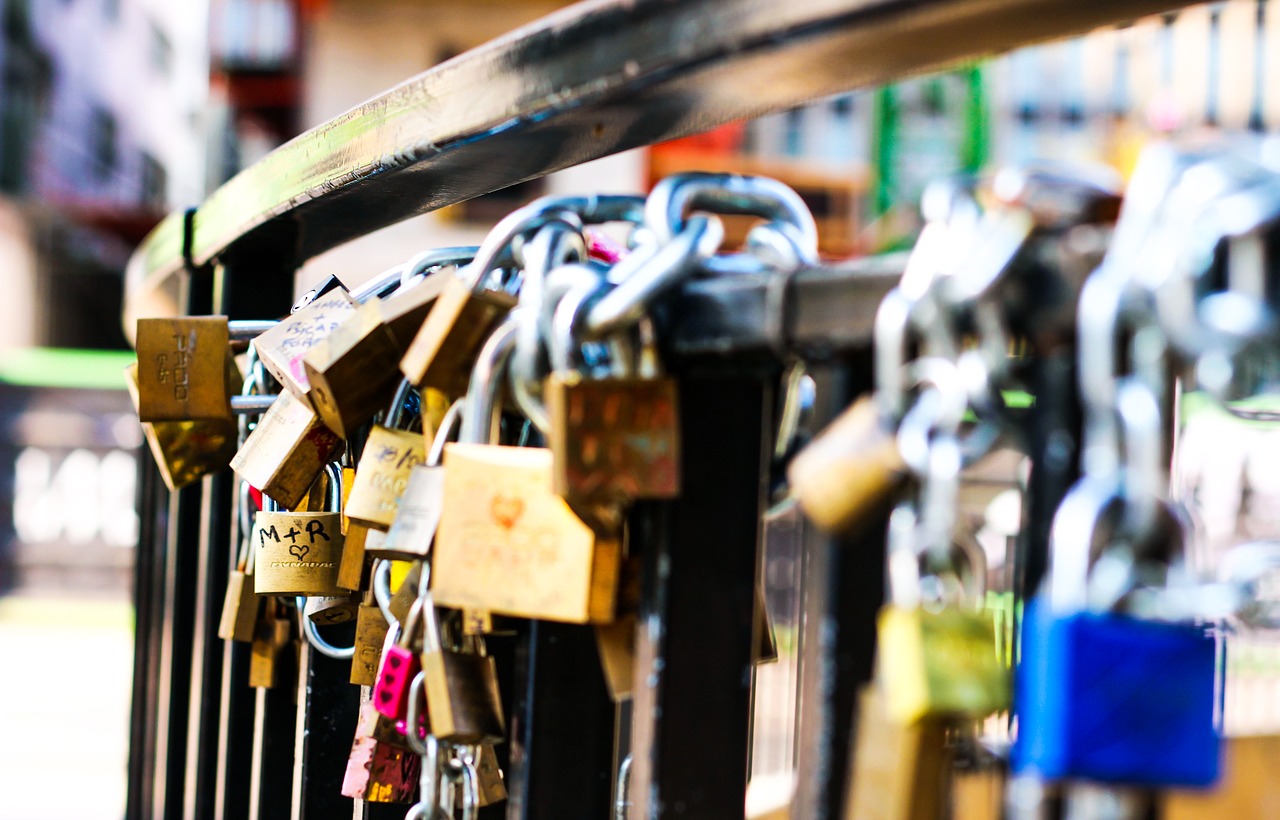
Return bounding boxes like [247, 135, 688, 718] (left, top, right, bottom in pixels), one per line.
[140, 152, 167, 209]
[150, 22, 173, 75]
[90, 108, 117, 180]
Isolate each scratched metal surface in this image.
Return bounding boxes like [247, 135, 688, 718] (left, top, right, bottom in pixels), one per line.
[123, 0, 1199, 335]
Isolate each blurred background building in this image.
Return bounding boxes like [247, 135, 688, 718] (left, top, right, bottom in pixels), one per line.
[3, 1, 1280, 818]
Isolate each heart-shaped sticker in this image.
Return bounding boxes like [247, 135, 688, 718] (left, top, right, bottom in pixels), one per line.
[490, 494, 525, 530]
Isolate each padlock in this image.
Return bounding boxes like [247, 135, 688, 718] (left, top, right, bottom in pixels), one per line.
[544, 311, 680, 512]
[387, 560, 423, 623]
[419, 593, 505, 744]
[248, 597, 293, 689]
[336, 523, 372, 591]
[125, 363, 237, 491]
[135, 316, 239, 422]
[218, 485, 261, 643]
[595, 614, 635, 702]
[253, 466, 344, 596]
[342, 702, 420, 803]
[303, 594, 357, 625]
[1012, 484, 1220, 788]
[229, 388, 342, 511]
[351, 590, 391, 687]
[373, 597, 425, 721]
[399, 268, 517, 398]
[345, 381, 429, 531]
[252, 289, 356, 398]
[472, 744, 506, 807]
[787, 395, 908, 535]
[306, 252, 475, 439]
[431, 318, 620, 623]
[876, 604, 1008, 724]
[845, 685, 952, 820]
[374, 400, 461, 560]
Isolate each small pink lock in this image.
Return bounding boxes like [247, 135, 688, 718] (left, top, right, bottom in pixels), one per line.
[372, 599, 423, 720]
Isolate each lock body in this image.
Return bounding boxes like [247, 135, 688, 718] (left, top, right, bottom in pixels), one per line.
[545, 373, 680, 507]
[1013, 599, 1220, 787]
[373, 644, 420, 721]
[303, 301, 403, 440]
[374, 465, 446, 559]
[135, 317, 237, 422]
[421, 646, 505, 744]
[253, 291, 356, 398]
[342, 705, 420, 803]
[788, 395, 907, 535]
[127, 364, 237, 491]
[253, 510, 344, 595]
[846, 685, 951, 820]
[351, 600, 390, 686]
[400, 277, 516, 397]
[432, 443, 619, 624]
[217, 569, 260, 642]
[346, 425, 427, 530]
[230, 390, 342, 510]
[877, 604, 1009, 724]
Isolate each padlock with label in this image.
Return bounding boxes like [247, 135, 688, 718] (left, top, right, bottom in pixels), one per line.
[135, 316, 240, 422]
[252, 290, 356, 398]
[230, 389, 342, 511]
[126, 363, 237, 491]
[1012, 486, 1220, 788]
[374, 400, 461, 560]
[431, 318, 620, 623]
[787, 395, 908, 535]
[342, 701, 420, 803]
[545, 313, 680, 512]
[419, 593, 505, 744]
[345, 381, 429, 531]
[253, 467, 345, 596]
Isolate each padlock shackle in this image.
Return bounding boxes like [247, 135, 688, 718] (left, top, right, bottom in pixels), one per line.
[402, 246, 480, 290]
[384, 379, 419, 430]
[296, 595, 356, 659]
[427, 400, 465, 467]
[459, 317, 518, 444]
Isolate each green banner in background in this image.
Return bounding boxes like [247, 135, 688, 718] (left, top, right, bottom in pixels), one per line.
[0, 347, 134, 391]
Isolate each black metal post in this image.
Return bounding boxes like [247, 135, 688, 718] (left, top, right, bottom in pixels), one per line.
[628, 366, 773, 819]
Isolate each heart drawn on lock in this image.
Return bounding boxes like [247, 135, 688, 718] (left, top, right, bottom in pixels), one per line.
[490, 494, 525, 530]
[289, 543, 310, 561]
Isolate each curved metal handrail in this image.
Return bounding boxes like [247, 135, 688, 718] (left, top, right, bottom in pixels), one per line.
[123, 0, 1198, 340]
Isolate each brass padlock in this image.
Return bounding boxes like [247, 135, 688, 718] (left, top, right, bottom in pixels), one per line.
[252, 289, 356, 398]
[595, 614, 635, 702]
[399, 271, 517, 398]
[845, 684, 952, 820]
[473, 743, 507, 806]
[374, 399, 460, 560]
[306, 254, 473, 439]
[248, 597, 293, 689]
[218, 484, 261, 643]
[336, 523, 372, 591]
[431, 319, 619, 623]
[303, 594, 357, 625]
[253, 466, 345, 596]
[419, 595, 505, 744]
[230, 389, 342, 511]
[351, 590, 391, 687]
[345, 381, 429, 531]
[135, 316, 239, 422]
[125, 364, 236, 491]
[787, 395, 907, 535]
[545, 314, 680, 512]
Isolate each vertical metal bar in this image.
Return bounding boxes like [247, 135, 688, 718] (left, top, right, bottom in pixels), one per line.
[628, 368, 772, 819]
[251, 673, 301, 820]
[294, 629, 362, 819]
[506, 620, 617, 819]
[791, 359, 884, 820]
[184, 471, 234, 820]
[126, 448, 166, 820]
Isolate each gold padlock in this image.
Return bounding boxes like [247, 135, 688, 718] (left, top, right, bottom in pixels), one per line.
[345, 381, 429, 531]
[218, 484, 261, 643]
[787, 395, 907, 535]
[230, 389, 342, 511]
[374, 399, 460, 560]
[399, 273, 516, 398]
[351, 591, 391, 687]
[431, 319, 619, 623]
[336, 523, 372, 591]
[125, 364, 237, 491]
[252, 290, 356, 398]
[254, 466, 345, 596]
[135, 316, 239, 422]
[846, 684, 952, 820]
[306, 258, 468, 439]
[248, 597, 294, 689]
[419, 595, 505, 744]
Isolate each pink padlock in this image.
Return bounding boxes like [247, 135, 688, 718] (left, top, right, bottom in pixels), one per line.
[372, 599, 423, 720]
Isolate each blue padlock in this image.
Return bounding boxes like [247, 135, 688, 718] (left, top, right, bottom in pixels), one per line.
[1013, 596, 1220, 787]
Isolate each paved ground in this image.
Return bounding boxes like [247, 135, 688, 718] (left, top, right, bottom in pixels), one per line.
[0, 593, 132, 820]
